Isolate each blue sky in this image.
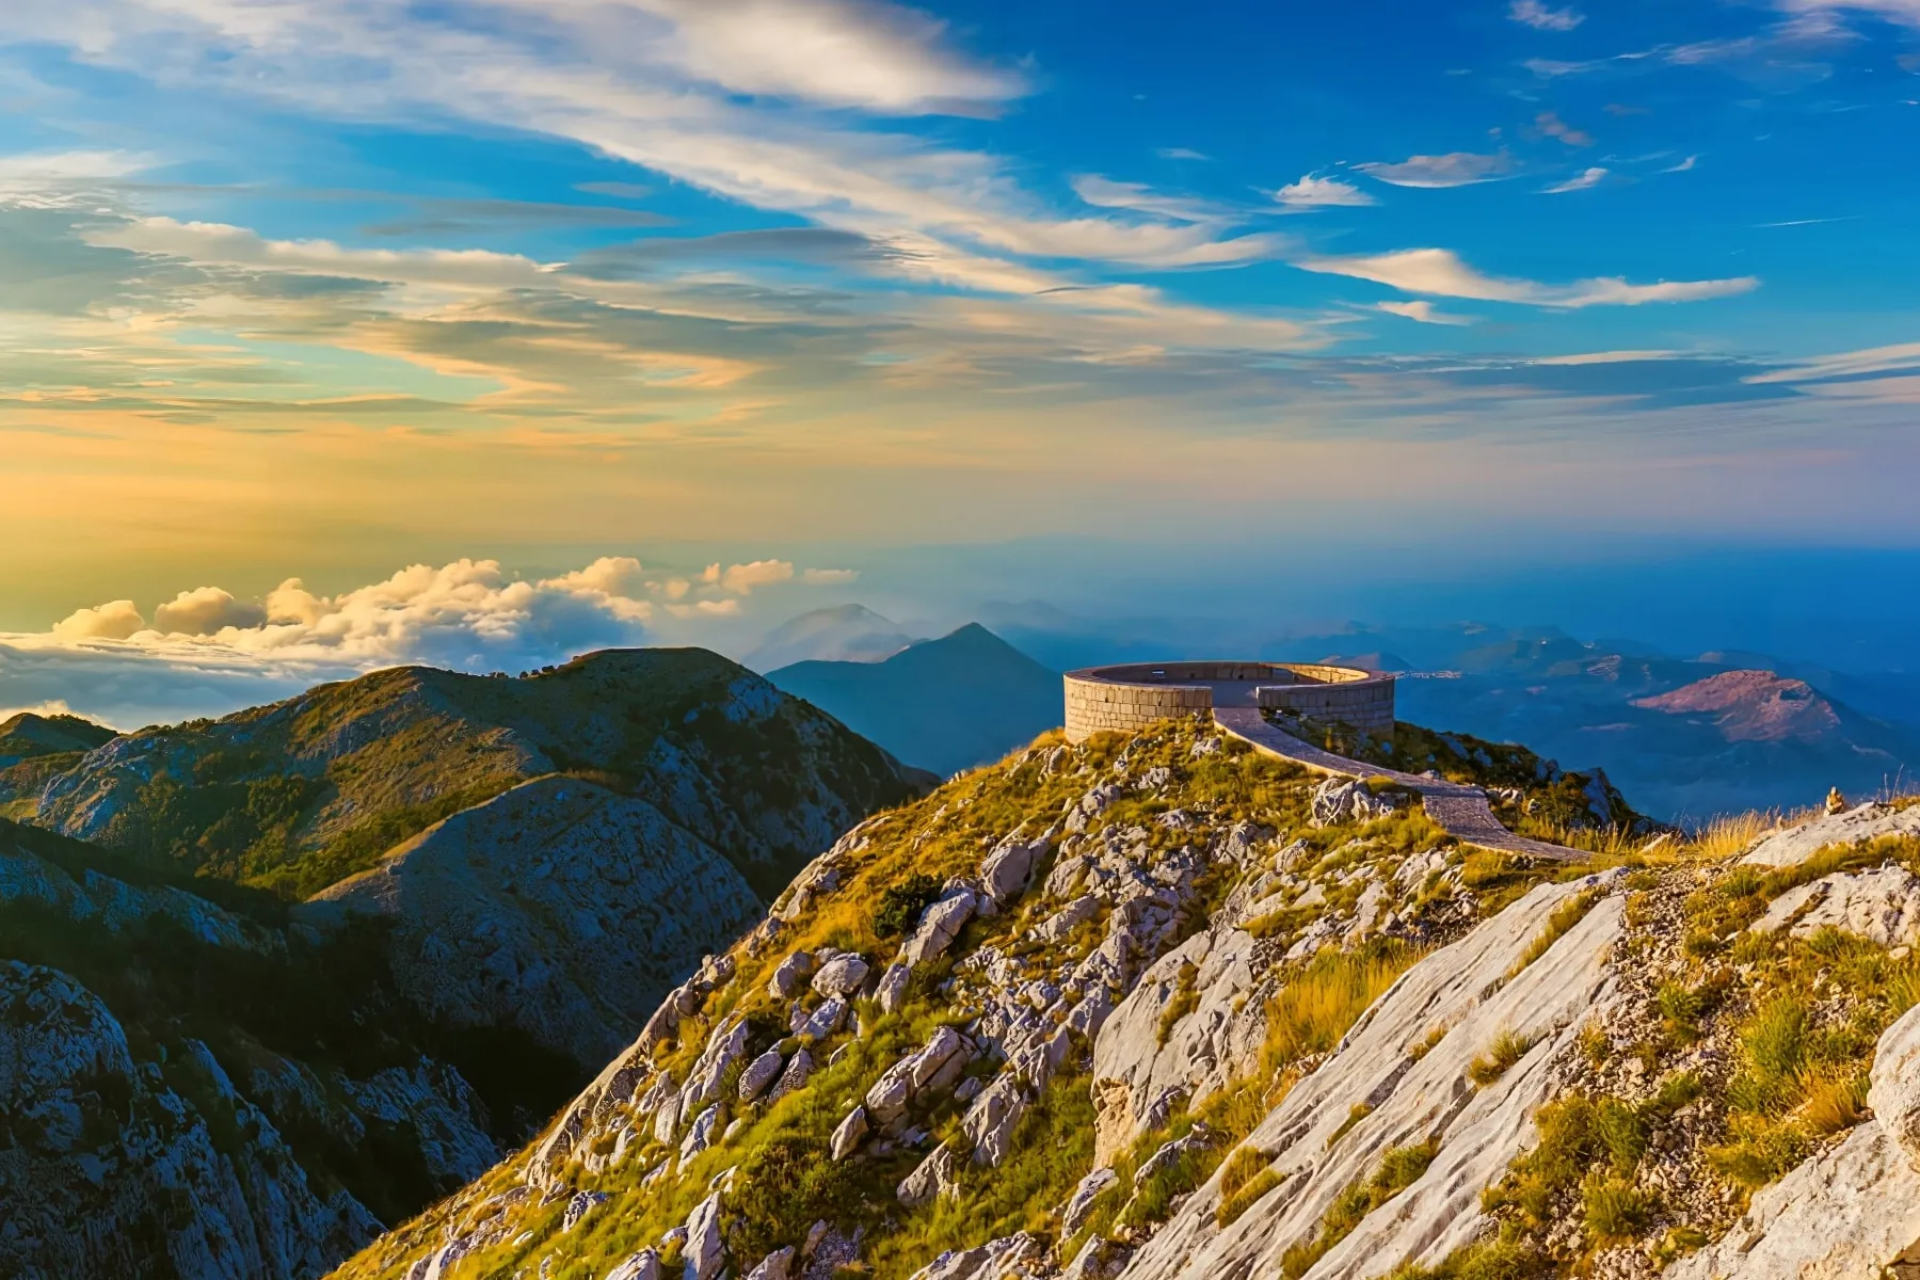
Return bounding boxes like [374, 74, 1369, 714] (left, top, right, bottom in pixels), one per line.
[0, 0, 1917, 722]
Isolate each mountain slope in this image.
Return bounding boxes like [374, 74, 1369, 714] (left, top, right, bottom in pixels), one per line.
[0, 645, 939, 1280]
[300, 776, 768, 1065]
[0, 817, 542, 1280]
[3, 648, 930, 901]
[768, 623, 1061, 776]
[746, 605, 921, 671]
[329, 711, 1920, 1280]
[1633, 669, 1851, 745]
[326, 714, 1645, 1280]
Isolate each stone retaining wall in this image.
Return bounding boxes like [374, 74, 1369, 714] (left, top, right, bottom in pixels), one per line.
[1063, 661, 1396, 742]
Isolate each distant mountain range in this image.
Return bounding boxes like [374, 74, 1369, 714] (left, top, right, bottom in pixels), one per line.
[848, 608, 1919, 818]
[767, 622, 1062, 776]
[1316, 626, 1920, 818]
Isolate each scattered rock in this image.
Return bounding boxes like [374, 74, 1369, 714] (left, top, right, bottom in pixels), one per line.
[1061, 1166, 1119, 1235]
[876, 962, 913, 1014]
[683, 1192, 726, 1280]
[1752, 865, 1920, 947]
[603, 1250, 662, 1280]
[745, 1246, 796, 1280]
[768, 952, 816, 1000]
[898, 1144, 960, 1207]
[903, 889, 979, 965]
[811, 954, 871, 999]
[831, 1106, 869, 1161]
[738, 1049, 785, 1103]
[562, 1189, 607, 1231]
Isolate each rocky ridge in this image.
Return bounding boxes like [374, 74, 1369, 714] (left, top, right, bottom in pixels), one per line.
[330, 715, 1681, 1280]
[1, 648, 930, 902]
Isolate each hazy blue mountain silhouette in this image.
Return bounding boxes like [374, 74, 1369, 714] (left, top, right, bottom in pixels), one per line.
[768, 623, 1061, 776]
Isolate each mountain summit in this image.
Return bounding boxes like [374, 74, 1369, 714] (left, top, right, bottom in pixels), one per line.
[768, 623, 1061, 775]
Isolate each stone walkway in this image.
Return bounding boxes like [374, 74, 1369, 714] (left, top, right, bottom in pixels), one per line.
[1211, 707, 1585, 862]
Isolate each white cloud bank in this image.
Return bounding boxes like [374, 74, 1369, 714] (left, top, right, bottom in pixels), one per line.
[3, 554, 858, 729]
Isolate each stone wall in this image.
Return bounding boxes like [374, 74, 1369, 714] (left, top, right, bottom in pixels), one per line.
[1063, 674, 1215, 742]
[1258, 679, 1395, 736]
[1063, 662, 1396, 742]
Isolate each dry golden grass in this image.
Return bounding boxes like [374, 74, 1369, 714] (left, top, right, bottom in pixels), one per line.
[1797, 1070, 1870, 1137]
[1683, 810, 1786, 861]
[1260, 943, 1424, 1079]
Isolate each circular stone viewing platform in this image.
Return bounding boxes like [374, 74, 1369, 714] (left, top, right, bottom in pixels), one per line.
[1063, 661, 1395, 743]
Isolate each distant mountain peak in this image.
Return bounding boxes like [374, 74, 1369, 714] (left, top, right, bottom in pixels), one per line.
[766, 622, 1059, 775]
[0, 711, 116, 764]
[1632, 669, 1842, 744]
[746, 604, 918, 672]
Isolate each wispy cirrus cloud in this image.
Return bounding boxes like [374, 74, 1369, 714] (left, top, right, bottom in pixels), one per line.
[1775, 0, 1920, 30]
[1296, 247, 1759, 308]
[1356, 150, 1514, 188]
[1510, 1, 1586, 31]
[1542, 166, 1608, 193]
[1535, 111, 1595, 147]
[1377, 300, 1475, 325]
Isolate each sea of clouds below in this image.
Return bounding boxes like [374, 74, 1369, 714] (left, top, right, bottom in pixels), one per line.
[0, 555, 843, 730]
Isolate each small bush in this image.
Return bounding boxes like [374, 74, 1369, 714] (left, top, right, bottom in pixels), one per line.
[1591, 1097, 1647, 1173]
[1582, 1175, 1653, 1244]
[1657, 979, 1715, 1045]
[1743, 997, 1810, 1088]
[1798, 1071, 1869, 1136]
[874, 873, 944, 937]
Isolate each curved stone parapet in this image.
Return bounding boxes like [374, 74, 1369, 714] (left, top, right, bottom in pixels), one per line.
[1063, 661, 1395, 743]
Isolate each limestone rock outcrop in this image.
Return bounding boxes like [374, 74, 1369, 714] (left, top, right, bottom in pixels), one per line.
[1742, 800, 1920, 868]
